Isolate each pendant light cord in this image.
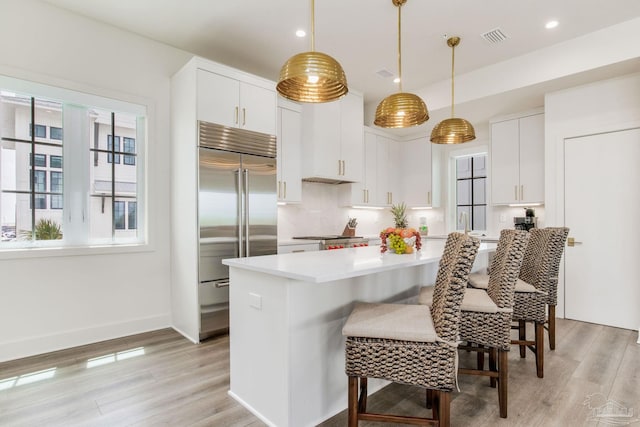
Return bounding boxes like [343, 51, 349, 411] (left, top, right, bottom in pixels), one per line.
[397, 2, 403, 93]
[310, 0, 315, 52]
[450, 42, 455, 118]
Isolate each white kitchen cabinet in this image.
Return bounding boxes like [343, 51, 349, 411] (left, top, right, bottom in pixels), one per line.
[339, 127, 398, 207]
[277, 98, 302, 203]
[197, 68, 276, 136]
[491, 112, 544, 205]
[401, 136, 438, 208]
[301, 92, 364, 183]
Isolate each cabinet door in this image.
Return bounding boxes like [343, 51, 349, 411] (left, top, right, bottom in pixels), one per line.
[340, 92, 364, 182]
[375, 136, 392, 206]
[277, 107, 302, 203]
[239, 82, 276, 135]
[197, 69, 240, 128]
[301, 101, 341, 179]
[518, 114, 544, 204]
[491, 119, 520, 205]
[402, 136, 434, 207]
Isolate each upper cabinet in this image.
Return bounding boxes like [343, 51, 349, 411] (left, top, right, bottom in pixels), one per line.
[339, 127, 398, 207]
[301, 92, 364, 183]
[491, 112, 544, 205]
[400, 136, 438, 208]
[197, 69, 276, 136]
[277, 98, 302, 203]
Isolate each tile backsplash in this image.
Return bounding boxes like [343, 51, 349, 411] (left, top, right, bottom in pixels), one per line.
[277, 182, 447, 239]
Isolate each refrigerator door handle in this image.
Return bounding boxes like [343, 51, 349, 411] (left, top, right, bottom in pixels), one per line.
[244, 168, 250, 257]
[236, 168, 243, 258]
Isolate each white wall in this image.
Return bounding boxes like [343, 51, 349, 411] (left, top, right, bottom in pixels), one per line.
[0, 0, 192, 362]
[545, 72, 640, 318]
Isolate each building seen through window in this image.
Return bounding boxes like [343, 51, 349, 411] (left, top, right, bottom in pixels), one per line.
[0, 82, 145, 247]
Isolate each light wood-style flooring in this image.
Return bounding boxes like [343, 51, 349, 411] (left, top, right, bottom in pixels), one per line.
[1, 318, 638, 426]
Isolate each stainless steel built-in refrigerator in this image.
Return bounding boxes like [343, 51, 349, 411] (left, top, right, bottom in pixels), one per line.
[197, 121, 277, 340]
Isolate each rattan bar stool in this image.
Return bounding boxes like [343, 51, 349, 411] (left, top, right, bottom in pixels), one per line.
[419, 229, 529, 418]
[342, 232, 480, 427]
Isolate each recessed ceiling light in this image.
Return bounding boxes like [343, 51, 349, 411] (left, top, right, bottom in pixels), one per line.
[295, 29, 306, 37]
[545, 20, 559, 29]
[393, 77, 400, 84]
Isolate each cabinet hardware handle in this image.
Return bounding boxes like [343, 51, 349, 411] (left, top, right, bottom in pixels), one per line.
[567, 237, 583, 247]
[366, 189, 369, 203]
[283, 181, 286, 199]
[514, 185, 518, 200]
[390, 192, 393, 204]
[235, 106, 239, 125]
[428, 191, 431, 205]
[520, 185, 524, 200]
[242, 108, 246, 126]
[342, 160, 346, 176]
[338, 160, 341, 175]
[363, 189, 367, 203]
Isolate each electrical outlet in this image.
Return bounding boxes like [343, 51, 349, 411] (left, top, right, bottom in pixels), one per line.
[499, 214, 507, 223]
[249, 292, 262, 310]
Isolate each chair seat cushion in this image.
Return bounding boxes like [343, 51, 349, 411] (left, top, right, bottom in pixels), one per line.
[461, 288, 498, 313]
[342, 302, 437, 343]
[468, 273, 489, 289]
[515, 278, 546, 294]
[417, 286, 434, 306]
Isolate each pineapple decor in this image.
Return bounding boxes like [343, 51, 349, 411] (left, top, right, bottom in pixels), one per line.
[391, 202, 408, 229]
[380, 202, 421, 254]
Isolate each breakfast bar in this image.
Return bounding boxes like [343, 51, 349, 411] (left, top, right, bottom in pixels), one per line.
[222, 240, 495, 427]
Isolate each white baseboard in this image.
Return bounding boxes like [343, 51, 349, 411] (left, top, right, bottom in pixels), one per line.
[228, 390, 278, 427]
[0, 314, 171, 363]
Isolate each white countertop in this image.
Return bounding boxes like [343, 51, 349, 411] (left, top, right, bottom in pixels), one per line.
[223, 240, 496, 283]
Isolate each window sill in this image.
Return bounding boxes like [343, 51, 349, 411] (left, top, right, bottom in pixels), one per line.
[0, 242, 153, 260]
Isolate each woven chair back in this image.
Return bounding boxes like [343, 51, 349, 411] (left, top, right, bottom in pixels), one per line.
[431, 232, 480, 343]
[487, 229, 530, 309]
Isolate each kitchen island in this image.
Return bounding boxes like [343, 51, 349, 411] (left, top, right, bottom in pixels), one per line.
[222, 240, 495, 427]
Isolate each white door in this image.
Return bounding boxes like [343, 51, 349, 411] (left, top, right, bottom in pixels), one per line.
[564, 128, 640, 330]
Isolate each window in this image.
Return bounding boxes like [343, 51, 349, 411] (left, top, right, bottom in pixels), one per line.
[32, 170, 47, 209]
[51, 171, 63, 209]
[50, 126, 63, 140]
[123, 137, 136, 165]
[0, 79, 146, 248]
[456, 155, 487, 231]
[128, 201, 137, 230]
[107, 135, 120, 164]
[29, 124, 46, 138]
[114, 201, 125, 230]
[50, 155, 62, 169]
[31, 153, 46, 167]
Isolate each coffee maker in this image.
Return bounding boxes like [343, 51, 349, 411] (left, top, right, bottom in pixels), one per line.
[514, 208, 537, 231]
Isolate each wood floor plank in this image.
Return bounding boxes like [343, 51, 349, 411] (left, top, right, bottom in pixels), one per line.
[1, 321, 638, 426]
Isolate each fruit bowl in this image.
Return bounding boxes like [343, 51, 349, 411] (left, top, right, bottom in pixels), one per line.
[379, 227, 422, 254]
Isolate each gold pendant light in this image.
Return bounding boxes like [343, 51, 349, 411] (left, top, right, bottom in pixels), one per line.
[374, 0, 429, 128]
[277, 0, 348, 103]
[430, 36, 476, 144]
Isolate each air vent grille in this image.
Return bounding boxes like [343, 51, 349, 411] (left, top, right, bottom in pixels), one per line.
[481, 28, 508, 44]
[376, 69, 395, 79]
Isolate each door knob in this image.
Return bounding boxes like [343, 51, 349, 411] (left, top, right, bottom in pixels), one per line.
[567, 237, 583, 247]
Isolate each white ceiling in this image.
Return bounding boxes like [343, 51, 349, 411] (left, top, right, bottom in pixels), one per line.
[41, 0, 640, 135]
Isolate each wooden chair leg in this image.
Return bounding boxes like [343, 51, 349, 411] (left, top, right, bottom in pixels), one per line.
[535, 322, 544, 378]
[477, 344, 485, 371]
[358, 377, 367, 413]
[426, 388, 434, 409]
[348, 376, 358, 427]
[548, 305, 556, 350]
[489, 348, 497, 388]
[437, 390, 451, 427]
[519, 320, 527, 358]
[498, 349, 508, 418]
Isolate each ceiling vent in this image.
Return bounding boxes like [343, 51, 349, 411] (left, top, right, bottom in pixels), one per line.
[481, 28, 508, 44]
[375, 68, 395, 79]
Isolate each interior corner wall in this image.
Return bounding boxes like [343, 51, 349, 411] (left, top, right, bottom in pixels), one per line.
[544, 72, 640, 318]
[0, 0, 192, 362]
